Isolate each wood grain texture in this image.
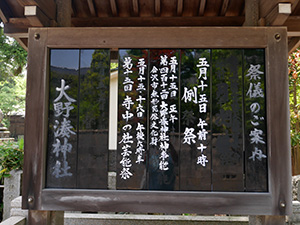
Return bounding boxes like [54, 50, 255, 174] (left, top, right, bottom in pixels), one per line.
[22, 27, 291, 216]
[266, 28, 292, 215]
[41, 189, 273, 215]
[46, 27, 267, 49]
[22, 28, 48, 210]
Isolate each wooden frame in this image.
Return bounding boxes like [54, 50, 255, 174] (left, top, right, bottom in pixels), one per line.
[22, 27, 291, 215]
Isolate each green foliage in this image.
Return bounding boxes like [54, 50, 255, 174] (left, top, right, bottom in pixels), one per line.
[0, 22, 27, 127]
[0, 139, 24, 182]
[0, 23, 27, 79]
[0, 76, 26, 127]
[288, 49, 300, 149]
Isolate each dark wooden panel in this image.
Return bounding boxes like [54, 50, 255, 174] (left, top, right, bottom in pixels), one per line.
[77, 49, 110, 189]
[180, 49, 211, 191]
[117, 49, 148, 189]
[211, 49, 244, 191]
[148, 49, 179, 190]
[244, 49, 268, 192]
[46, 49, 79, 188]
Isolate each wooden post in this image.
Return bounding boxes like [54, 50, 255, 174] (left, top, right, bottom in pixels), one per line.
[26, 1, 71, 224]
[244, 0, 259, 26]
[56, 0, 72, 27]
[245, 0, 287, 224]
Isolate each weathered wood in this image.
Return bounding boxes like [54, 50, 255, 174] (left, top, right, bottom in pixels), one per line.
[87, 0, 96, 17]
[4, 20, 29, 38]
[288, 37, 300, 53]
[71, 16, 244, 27]
[181, 0, 199, 17]
[110, 0, 118, 16]
[177, 0, 183, 16]
[259, 0, 296, 19]
[265, 3, 291, 26]
[132, 0, 139, 16]
[266, 27, 292, 215]
[23, 27, 291, 216]
[17, 0, 56, 20]
[204, 0, 222, 16]
[198, 0, 206, 16]
[28, 210, 64, 225]
[155, 0, 160, 16]
[46, 27, 267, 48]
[244, 0, 259, 26]
[56, 0, 71, 27]
[25, 5, 50, 27]
[220, 0, 230, 16]
[40, 189, 271, 214]
[22, 28, 48, 210]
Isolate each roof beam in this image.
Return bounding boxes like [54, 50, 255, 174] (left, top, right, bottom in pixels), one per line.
[17, 0, 56, 20]
[220, 0, 230, 16]
[0, 0, 13, 23]
[265, 3, 291, 26]
[4, 18, 30, 38]
[132, 0, 139, 16]
[15, 38, 28, 51]
[155, 0, 160, 16]
[24, 5, 50, 27]
[177, 0, 183, 16]
[198, 0, 206, 16]
[72, 16, 244, 27]
[289, 37, 300, 54]
[87, 0, 96, 17]
[110, 0, 118, 17]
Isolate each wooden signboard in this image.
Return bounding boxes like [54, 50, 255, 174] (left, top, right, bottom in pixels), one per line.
[22, 27, 291, 215]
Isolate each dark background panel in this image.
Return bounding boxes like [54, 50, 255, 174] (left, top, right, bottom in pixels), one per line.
[180, 49, 211, 191]
[77, 49, 110, 189]
[211, 49, 244, 191]
[46, 49, 79, 188]
[117, 49, 148, 189]
[244, 49, 268, 192]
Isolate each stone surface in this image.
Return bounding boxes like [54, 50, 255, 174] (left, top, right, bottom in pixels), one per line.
[64, 214, 248, 225]
[293, 176, 300, 201]
[10, 196, 27, 218]
[0, 216, 26, 225]
[3, 170, 22, 220]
